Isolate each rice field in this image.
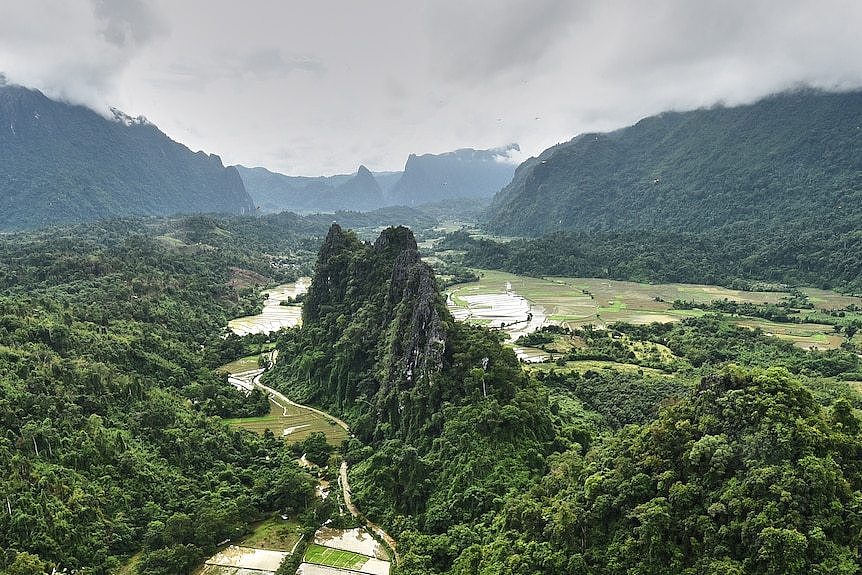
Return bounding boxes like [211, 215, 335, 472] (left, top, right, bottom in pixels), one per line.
[312, 527, 386, 559]
[217, 356, 347, 445]
[199, 545, 288, 575]
[228, 278, 310, 336]
[303, 544, 368, 571]
[296, 527, 392, 575]
[296, 564, 372, 575]
[446, 279, 549, 362]
[223, 398, 348, 445]
[220, 354, 264, 374]
[446, 270, 861, 351]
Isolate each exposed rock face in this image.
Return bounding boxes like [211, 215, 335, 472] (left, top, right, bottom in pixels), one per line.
[383, 248, 446, 389]
[0, 83, 254, 230]
[268, 222, 528, 447]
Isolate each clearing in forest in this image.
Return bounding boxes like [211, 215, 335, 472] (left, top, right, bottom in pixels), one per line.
[223, 398, 348, 445]
[303, 544, 367, 570]
[228, 277, 310, 336]
[217, 363, 347, 445]
[199, 545, 288, 575]
[446, 269, 861, 351]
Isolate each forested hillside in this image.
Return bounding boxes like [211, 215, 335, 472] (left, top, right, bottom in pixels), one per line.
[0, 84, 254, 231]
[464, 91, 862, 292]
[487, 90, 862, 237]
[443, 227, 862, 293]
[0, 215, 327, 574]
[265, 225, 558, 570]
[265, 224, 862, 574]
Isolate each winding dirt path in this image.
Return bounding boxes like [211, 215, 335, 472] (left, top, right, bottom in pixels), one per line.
[251, 370, 350, 432]
[339, 461, 400, 564]
[249, 352, 400, 565]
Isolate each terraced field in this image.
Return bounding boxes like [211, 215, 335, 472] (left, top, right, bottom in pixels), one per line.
[223, 399, 348, 445]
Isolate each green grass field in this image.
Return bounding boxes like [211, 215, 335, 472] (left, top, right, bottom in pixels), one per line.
[527, 359, 674, 377]
[217, 356, 347, 445]
[303, 543, 368, 570]
[237, 517, 303, 552]
[223, 400, 348, 445]
[446, 269, 862, 350]
[219, 354, 263, 374]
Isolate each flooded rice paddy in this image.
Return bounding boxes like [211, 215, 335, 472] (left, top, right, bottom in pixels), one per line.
[447, 281, 549, 362]
[447, 270, 862, 352]
[228, 278, 310, 336]
[200, 545, 289, 575]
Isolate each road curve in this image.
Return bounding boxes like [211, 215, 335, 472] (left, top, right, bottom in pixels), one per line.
[250, 370, 350, 432]
[246, 357, 400, 565]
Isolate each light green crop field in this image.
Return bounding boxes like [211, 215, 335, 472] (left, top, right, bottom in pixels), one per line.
[238, 517, 303, 552]
[526, 359, 674, 377]
[446, 269, 861, 350]
[219, 354, 263, 374]
[731, 318, 845, 350]
[303, 544, 368, 570]
[223, 401, 348, 445]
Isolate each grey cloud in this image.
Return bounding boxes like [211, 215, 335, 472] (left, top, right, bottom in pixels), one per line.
[92, 0, 166, 48]
[2, 0, 862, 174]
[426, 0, 586, 81]
[162, 49, 324, 89]
[241, 49, 325, 77]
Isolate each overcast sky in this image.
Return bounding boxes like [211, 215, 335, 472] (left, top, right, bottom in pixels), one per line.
[2, 0, 861, 175]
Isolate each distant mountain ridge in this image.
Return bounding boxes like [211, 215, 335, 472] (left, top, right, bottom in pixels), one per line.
[237, 145, 518, 213]
[486, 89, 862, 237]
[0, 84, 254, 230]
[387, 145, 519, 206]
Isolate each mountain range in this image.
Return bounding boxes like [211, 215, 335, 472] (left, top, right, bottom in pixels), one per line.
[487, 89, 862, 237]
[237, 145, 518, 213]
[0, 83, 254, 230]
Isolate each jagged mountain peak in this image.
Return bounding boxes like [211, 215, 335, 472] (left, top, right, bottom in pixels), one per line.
[373, 224, 418, 255]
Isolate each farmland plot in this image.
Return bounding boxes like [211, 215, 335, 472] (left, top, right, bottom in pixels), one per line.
[447, 269, 861, 351]
[228, 277, 310, 336]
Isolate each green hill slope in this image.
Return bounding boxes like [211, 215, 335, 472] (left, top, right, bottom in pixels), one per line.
[0, 84, 254, 230]
[488, 90, 862, 237]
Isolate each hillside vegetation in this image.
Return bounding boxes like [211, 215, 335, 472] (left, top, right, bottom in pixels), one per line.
[456, 91, 862, 292]
[0, 215, 329, 574]
[0, 84, 254, 231]
[488, 90, 862, 237]
[265, 224, 862, 575]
